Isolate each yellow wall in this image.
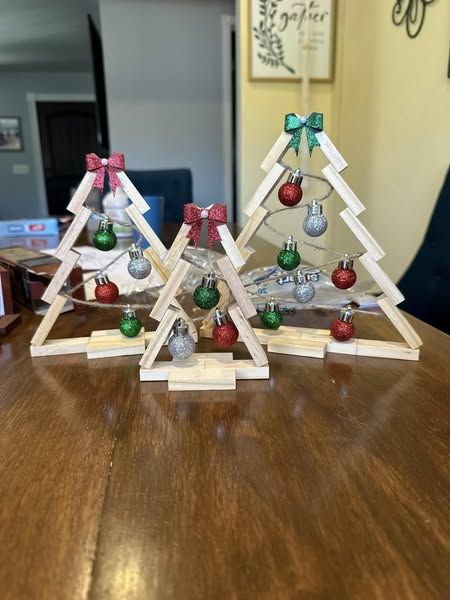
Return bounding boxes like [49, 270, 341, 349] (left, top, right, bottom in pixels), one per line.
[238, 0, 450, 281]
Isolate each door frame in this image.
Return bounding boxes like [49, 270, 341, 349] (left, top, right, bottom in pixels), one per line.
[26, 93, 95, 216]
[221, 15, 236, 220]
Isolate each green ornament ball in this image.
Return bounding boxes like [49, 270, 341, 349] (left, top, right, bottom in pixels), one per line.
[260, 310, 283, 330]
[193, 285, 220, 310]
[93, 228, 117, 251]
[119, 316, 142, 337]
[277, 249, 301, 271]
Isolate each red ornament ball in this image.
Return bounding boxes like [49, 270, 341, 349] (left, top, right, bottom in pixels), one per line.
[95, 281, 119, 304]
[331, 267, 357, 290]
[212, 322, 239, 347]
[278, 182, 303, 207]
[330, 319, 355, 342]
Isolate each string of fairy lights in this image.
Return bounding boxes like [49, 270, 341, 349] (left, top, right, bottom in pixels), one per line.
[61, 152, 380, 358]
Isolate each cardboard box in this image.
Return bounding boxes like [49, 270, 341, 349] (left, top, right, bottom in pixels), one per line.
[0, 246, 85, 313]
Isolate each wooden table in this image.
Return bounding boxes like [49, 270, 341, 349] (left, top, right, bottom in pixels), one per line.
[1, 270, 449, 598]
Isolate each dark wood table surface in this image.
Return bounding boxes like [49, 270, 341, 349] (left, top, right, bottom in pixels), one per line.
[0, 236, 449, 599]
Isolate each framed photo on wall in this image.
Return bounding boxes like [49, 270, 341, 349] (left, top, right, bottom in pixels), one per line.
[250, 0, 336, 82]
[0, 117, 23, 151]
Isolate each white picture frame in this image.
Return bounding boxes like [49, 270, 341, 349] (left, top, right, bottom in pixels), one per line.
[249, 0, 336, 82]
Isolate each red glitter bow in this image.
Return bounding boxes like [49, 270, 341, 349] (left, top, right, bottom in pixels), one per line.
[85, 152, 125, 194]
[183, 203, 227, 247]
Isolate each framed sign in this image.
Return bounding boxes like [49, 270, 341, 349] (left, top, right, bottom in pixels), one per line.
[250, 0, 336, 82]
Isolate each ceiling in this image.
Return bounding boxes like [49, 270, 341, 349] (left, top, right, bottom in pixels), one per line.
[0, 0, 99, 72]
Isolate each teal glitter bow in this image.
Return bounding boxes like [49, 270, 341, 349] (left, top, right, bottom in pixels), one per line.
[284, 112, 323, 155]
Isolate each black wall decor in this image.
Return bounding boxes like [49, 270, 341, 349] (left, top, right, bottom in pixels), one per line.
[392, 0, 437, 39]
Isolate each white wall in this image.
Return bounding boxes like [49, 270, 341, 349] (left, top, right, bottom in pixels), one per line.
[238, 0, 450, 282]
[0, 72, 94, 219]
[330, 0, 450, 282]
[99, 0, 234, 210]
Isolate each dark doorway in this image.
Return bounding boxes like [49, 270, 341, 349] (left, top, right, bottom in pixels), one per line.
[36, 101, 101, 215]
[230, 26, 237, 223]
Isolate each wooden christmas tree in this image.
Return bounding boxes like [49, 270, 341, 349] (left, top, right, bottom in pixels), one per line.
[202, 112, 422, 361]
[30, 153, 197, 359]
[138, 203, 269, 390]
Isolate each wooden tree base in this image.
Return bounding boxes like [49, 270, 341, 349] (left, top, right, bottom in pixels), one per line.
[140, 352, 269, 390]
[30, 328, 198, 359]
[200, 326, 420, 361]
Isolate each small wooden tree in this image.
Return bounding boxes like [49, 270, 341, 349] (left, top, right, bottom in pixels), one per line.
[203, 112, 422, 361]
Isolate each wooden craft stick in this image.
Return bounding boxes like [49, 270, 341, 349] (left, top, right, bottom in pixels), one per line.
[163, 223, 190, 271]
[315, 131, 348, 172]
[87, 328, 145, 359]
[30, 294, 67, 346]
[327, 338, 357, 356]
[150, 259, 190, 322]
[140, 306, 179, 368]
[236, 206, 268, 251]
[359, 252, 405, 304]
[268, 337, 328, 358]
[228, 304, 268, 367]
[339, 208, 385, 261]
[355, 339, 419, 361]
[322, 164, 365, 215]
[143, 247, 171, 282]
[216, 224, 245, 270]
[168, 368, 236, 391]
[260, 131, 292, 172]
[377, 295, 423, 349]
[54, 206, 91, 260]
[243, 163, 286, 217]
[41, 250, 80, 305]
[239, 246, 255, 263]
[30, 337, 90, 357]
[116, 171, 150, 214]
[144, 250, 196, 336]
[126, 204, 167, 259]
[66, 171, 96, 214]
[229, 362, 269, 380]
[217, 256, 256, 318]
[359, 253, 405, 306]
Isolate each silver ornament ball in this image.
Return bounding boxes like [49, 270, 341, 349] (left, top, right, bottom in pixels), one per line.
[303, 199, 328, 237]
[127, 256, 152, 279]
[293, 281, 315, 303]
[303, 213, 328, 237]
[168, 332, 196, 360]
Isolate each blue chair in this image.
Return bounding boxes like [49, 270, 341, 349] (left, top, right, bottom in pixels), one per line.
[398, 167, 450, 334]
[125, 169, 192, 222]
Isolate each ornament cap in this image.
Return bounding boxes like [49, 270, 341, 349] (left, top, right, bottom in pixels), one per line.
[264, 297, 280, 313]
[172, 317, 189, 336]
[122, 305, 136, 319]
[309, 198, 323, 216]
[339, 306, 354, 323]
[213, 308, 229, 327]
[288, 169, 303, 186]
[128, 244, 144, 260]
[201, 271, 218, 289]
[283, 235, 297, 251]
[338, 256, 354, 270]
[95, 273, 110, 285]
